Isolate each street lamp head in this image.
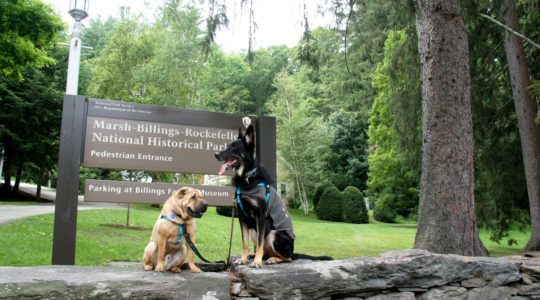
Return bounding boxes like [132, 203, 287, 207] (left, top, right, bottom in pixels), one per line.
[69, 0, 89, 22]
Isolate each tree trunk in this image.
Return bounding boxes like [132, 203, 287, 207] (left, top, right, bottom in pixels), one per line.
[13, 161, 23, 193]
[35, 164, 45, 201]
[284, 97, 309, 214]
[413, 0, 488, 256]
[501, 0, 540, 251]
[2, 162, 11, 196]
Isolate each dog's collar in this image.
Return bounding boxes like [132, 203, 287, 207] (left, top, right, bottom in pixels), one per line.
[244, 167, 258, 184]
[160, 212, 182, 224]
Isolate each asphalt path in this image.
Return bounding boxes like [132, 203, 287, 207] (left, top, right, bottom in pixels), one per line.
[0, 182, 123, 224]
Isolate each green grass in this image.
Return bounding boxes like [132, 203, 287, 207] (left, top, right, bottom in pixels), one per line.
[0, 207, 530, 266]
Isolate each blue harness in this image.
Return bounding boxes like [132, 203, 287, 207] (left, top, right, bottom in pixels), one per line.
[159, 213, 212, 263]
[160, 214, 183, 245]
[235, 182, 271, 217]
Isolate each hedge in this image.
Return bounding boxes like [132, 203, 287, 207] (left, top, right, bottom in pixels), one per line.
[315, 186, 344, 221]
[342, 186, 369, 224]
[313, 182, 335, 209]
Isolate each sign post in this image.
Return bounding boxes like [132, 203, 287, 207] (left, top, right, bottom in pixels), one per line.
[52, 96, 276, 265]
[52, 95, 86, 265]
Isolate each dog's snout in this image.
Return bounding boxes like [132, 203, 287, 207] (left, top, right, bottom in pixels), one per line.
[214, 153, 220, 160]
[201, 200, 208, 211]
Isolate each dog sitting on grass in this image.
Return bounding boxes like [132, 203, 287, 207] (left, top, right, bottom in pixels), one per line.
[143, 187, 208, 273]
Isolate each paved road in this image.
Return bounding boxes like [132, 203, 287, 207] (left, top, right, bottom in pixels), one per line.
[0, 182, 124, 224]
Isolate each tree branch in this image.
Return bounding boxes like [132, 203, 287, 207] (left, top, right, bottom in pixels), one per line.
[480, 13, 540, 51]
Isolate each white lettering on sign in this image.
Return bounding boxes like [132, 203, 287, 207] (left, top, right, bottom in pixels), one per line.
[136, 123, 181, 138]
[92, 133, 145, 145]
[88, 117, 235, 151]
[200, 189, 230, 197]
[89, 149, 136, 159]
[87, 184, 122, 195]
[93, 119, 132, 131]
[84, 180, 235, 205]
[185, 128, 236, 140]
[135, 186, 167, 197]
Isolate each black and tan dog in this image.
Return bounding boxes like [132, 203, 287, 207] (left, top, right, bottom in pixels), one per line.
[215, 124, 331, 268]
[143, 187, 208, 273]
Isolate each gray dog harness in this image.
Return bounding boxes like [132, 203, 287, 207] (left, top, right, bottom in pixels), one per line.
[236, 183, 296, 240]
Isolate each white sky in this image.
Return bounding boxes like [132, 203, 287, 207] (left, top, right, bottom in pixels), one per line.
[43, 0, 334, 52]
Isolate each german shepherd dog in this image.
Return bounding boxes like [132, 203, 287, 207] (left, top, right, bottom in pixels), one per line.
[215, 124, 331, 268]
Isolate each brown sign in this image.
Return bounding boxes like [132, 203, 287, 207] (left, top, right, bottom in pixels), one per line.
[82, 99, 248, 175]
[83, 116, 237, 174]
[84, 179, 235, 206]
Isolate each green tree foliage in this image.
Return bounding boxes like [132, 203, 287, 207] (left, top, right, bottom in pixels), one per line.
[146, 2, 206, 107]
[200, 51, 251, 113]
[342, 186, 368, 224]
[325, 110, 369, 191]
[267, 70, 331, 213]
[82, 16, 118, 60]
[245, 46, 291, 115]
[88, 18, 159, 102]
[0, 0, 65, 80]
[315, 186, 343, 222]
[0, 47, 66, 196]
[367, 30, 420, 221]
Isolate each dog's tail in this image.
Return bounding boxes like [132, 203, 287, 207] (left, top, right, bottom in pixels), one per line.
[292, 253, 333, 261]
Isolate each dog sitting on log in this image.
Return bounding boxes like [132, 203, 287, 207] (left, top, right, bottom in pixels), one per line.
[215, 119, 331, 268]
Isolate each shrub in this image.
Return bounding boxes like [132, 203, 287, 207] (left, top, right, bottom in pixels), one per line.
[313, 182, 334, 209]
[373, 194, 397, 223]
[342, 186, 369, 224]
[316, 186, 344, 221]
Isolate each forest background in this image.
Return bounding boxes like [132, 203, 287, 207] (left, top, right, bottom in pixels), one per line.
[1, 0, 539, 249]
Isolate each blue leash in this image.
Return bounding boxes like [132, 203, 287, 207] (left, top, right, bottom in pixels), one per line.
[235, 182, 271, 217]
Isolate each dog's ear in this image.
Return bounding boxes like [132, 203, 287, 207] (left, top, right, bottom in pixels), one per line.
[245, 125, 255, 145]
[175, 187, 190, 198]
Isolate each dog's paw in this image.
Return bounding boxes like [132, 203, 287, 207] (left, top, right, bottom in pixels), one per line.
[250, 260, 263, 268]
[234, 257, 249, 265]
[143, 264, 153, 271]
[155, 264, 165, 272]
[170, 266, 182, 273]
[190, 266, 202, 273]
[266, 257, 279, 264]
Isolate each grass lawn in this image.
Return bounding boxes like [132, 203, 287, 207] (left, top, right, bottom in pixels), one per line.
[0, 206, 530, 266]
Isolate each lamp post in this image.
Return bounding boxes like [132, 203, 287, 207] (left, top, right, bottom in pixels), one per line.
[65, 0, 89, 95]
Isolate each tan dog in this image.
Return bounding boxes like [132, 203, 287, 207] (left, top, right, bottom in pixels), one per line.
[143, 187, 208, 273]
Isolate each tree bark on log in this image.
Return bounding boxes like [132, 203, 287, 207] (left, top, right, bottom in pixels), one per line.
[501, 0, 540, 251]
[413, 0, 487, 256]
